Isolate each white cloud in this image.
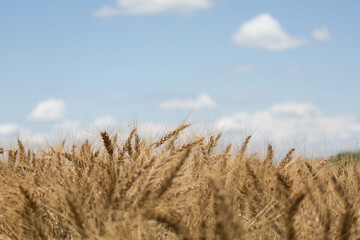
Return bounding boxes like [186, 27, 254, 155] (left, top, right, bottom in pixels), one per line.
[229, 64, 253, 74]
[138, 122, 171, 139]
[54, 120, 81, 130]
[21, 133, 47, 146]
[0, 123, 19, 135]
[89, 116, 118, 130]
[0, 125, 48, 148]
[313, 26, 331, 42]
[232, 13, 305, 51]
[271, 102, 320, 117]
[94, 6, 122, 18]
[159, 94, 216, 110]
[350, 124, 360, 132]
[214, 102, 360, 144]
[28, 99, 66, 123]
[94, 0, 212, 17]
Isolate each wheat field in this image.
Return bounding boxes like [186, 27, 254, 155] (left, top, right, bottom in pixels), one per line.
[0, 124, 359, 240]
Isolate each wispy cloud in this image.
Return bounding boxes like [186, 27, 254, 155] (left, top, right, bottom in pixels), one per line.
[0, 123, 47, 147]
[21, 133, 48, 146]
[137, 122, 171, 139]
[2, 102, 360, 155]
[94, 0, 212, 17]
[232, 13, 306, 51]
[228, 64, 253, 74]
[312, 26, 331, 42]
[214, 102, 360, 144]
[54, 120, 81, 133]
[28, 99, 66, 123]
[0, 123, 19, 135]
[89, 116, 118, 129]
[159, 94, 216, 110]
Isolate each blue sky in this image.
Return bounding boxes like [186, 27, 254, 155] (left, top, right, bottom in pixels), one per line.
[1, 1, 360, 155]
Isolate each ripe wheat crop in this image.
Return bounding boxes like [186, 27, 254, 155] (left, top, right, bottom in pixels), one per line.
[0, 125, 359, 239]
